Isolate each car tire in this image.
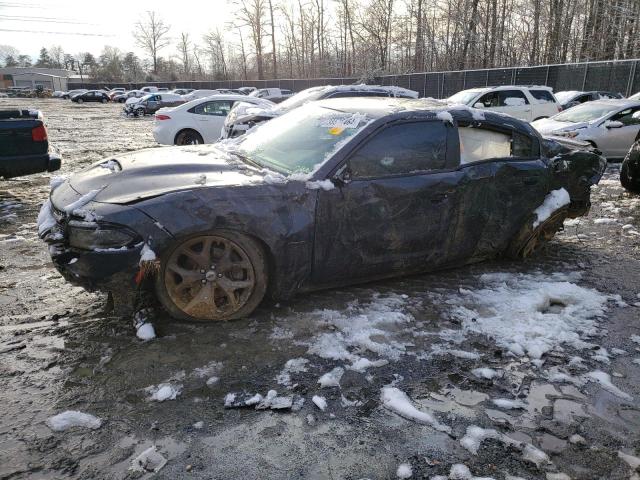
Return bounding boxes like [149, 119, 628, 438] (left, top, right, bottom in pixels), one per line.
[118, 98, 125, 103]
[155, 231, 268, 322]
[505, 208, 568, 259]
[77, 98, 83, 103]
[134, 109, 144, 117]
[101, 98, 108, 104]
[620, 142, 640, 193]
[175, 129, 204, 145]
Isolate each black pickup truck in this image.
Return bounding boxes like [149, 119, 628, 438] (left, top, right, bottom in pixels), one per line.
[0, 109, 61, 179]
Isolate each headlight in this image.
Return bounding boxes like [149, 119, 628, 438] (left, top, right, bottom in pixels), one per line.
[68, 221, 140, 250]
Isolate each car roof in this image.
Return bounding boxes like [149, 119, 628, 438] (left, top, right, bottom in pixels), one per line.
[177, 94, 264, 109]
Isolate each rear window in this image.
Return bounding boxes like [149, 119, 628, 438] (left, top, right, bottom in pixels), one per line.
[529, 90, 556, 104]
[498, 90, 529, 107]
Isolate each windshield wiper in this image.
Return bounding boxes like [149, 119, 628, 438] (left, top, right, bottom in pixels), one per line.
[231, 150, 262, 169]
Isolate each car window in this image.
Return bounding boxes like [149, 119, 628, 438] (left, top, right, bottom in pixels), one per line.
[458, 127, 534, 164]
[529, 90, 555, 104]
[348, 122, 448, 179]
[192, 100, 234, 116]
[576, 94, 591, 103]
[610, 107, 640, 126]
[477, 92, 500, 107]
[498, 90, 529, 106]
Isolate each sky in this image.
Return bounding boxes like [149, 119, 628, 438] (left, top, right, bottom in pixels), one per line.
[0, 0, 232, 60]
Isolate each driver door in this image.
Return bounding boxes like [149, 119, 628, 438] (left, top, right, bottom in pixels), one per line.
[312, 120, 462, 283]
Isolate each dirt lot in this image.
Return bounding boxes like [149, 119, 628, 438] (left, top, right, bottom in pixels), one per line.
[1, 98, 640, 480]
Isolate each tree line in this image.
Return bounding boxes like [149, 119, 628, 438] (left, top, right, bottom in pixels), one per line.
[1, 0, 639, 83]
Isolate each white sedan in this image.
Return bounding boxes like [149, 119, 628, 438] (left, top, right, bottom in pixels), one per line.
[152, 94, 275, 145]
[532, 99, 640, 159]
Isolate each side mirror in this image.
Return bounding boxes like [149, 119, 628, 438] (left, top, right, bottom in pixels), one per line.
[473, 102, 485, 109]
[604, 120, 623, 129]
[333, 164, 352, 186]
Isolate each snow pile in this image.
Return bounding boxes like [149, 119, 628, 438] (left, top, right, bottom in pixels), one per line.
[306, 293, 413, 371]
[396, 463, 413, 478]
[46, 411, 102, 431]
[130, 446, 167, 473]
[305, 179, 335, 191]
[449, 103, 486, 121]
[64, 189, 100, 215]
[440, 463, 496, 480]
[532, 188, 570, 227]
[436, 111, 454, 124]
[447, 272, 610, 360]
[37, 200, 57, 236]
[318, 367, 344, 388]
[146, 383, 182, 402]
[380, 387, 451, 433]
[194, 174, 207, 185]
[276, 357, 309, 387]
[312, 395, 327, 411]
[585, 370, 632, 400]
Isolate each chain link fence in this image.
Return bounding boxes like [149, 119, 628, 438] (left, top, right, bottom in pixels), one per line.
[76, 59, 640, 98]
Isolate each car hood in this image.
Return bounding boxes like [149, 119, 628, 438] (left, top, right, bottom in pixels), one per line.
[61, 145, 270, 205]
[531, 117, 589, 134]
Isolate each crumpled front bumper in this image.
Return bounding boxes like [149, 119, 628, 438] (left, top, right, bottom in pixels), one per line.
[38, 196, 171, 294]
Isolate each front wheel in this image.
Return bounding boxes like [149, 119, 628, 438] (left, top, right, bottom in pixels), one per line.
[77, 98, 83, 103]
[101, 98, 108, 104]
[155, 231, 268, 321]
[175, 130, 204, 145]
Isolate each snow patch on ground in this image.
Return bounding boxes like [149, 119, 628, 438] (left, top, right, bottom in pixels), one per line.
[471, 368, 499, 379]
[305, 293, 413, 371]
[46, 411, 102, 431]
[460, 425, 549, 466]
[380, 386, 451, 433]
[532, 188, 570, 228]
[130, 446, 167, 473]
[492, 398, 526, 409]
[445, 272, 610, 360]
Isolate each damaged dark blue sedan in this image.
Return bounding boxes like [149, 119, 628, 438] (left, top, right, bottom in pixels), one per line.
[38, 98, 606, 321]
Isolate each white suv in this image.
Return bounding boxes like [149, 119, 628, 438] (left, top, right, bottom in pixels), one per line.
[447, 86, 561, 122]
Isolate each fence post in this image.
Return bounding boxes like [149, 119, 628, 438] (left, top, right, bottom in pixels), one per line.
[463, 71, 467, 89]
[545, 66, 550, 86]
[582, 63, 588, 90]
[486, 70, 489, 86]
[424, 72, 427, 97]
[626, 61, 637, 97]
[511, 68, 516, 85]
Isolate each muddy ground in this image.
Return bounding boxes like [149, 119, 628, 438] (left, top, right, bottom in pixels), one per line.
[1, 98, 639, 480]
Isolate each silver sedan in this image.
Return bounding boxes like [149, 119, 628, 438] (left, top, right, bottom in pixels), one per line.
[532, 99, 640, 159]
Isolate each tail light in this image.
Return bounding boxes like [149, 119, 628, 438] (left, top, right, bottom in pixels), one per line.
[31, 125, 47, 142]
[155, 114, 171, 120]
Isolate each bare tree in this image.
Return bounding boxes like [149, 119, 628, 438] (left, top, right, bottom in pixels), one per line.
[133, 11, 171, 74]
[177, 33, 191, 76]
